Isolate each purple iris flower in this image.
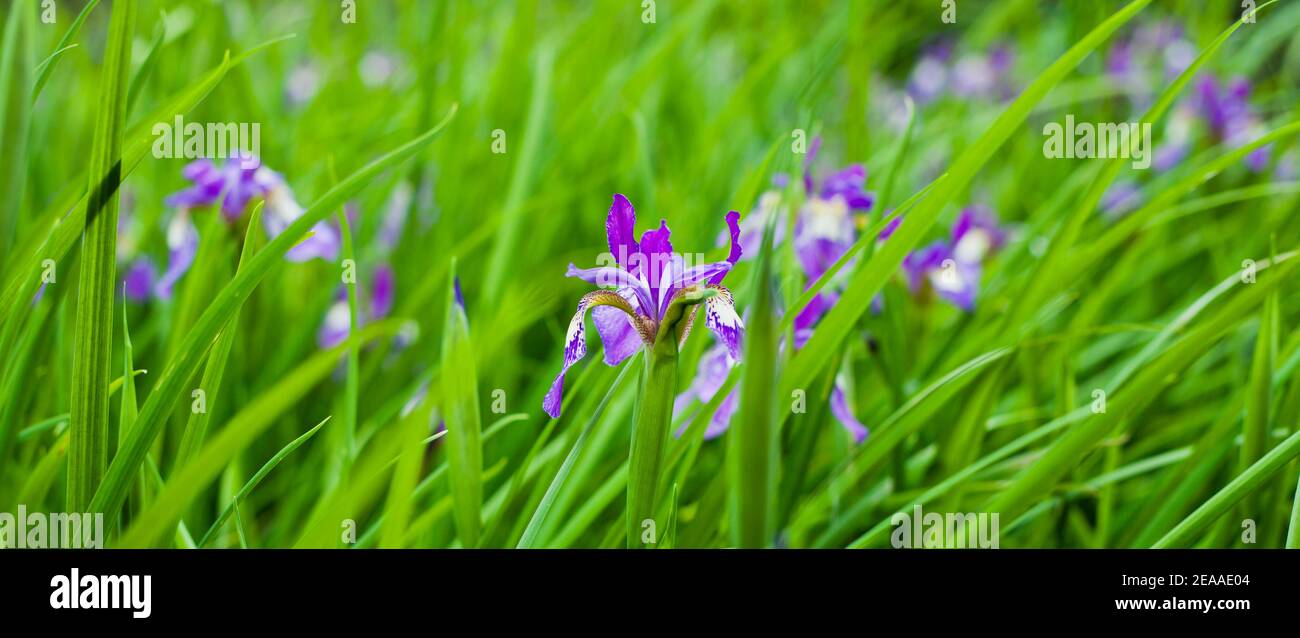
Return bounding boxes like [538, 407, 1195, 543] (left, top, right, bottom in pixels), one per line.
[901, 205, 1005, 311]
[165, 157, 342, 261]
[318, 264, 397, 349]
[676, 156, 878, 443]
[260, 173, 342, 262]
[1191, 75, 1272, 172]
[164, 158, 275, 221]
[907, 41, 952, 104]
[910, 41, 1016, 103]
[153, 211, 199, 301]
[542, 194, 744, 419]
[1100, 181, 1142, 218]
[122, 258, 157, 302]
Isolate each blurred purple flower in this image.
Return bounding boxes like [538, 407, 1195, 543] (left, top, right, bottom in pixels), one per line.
[900, 206, 1006, 311]
[318, 264, 397, 349]
[1100, 181, 1142, 218]
[122, 258, 157, 303]
[153, 211, 199, 301]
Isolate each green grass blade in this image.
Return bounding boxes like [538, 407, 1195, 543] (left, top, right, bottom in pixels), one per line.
[0, 0, 36, 254]
[730, 222, 778, 548]
[175, 206, 262, 470]
[30, 0, 100, 100]
[197, 417, 329, 548]
[990, 253, 1300, 526]
[517, 356, 637, 548]
[118, 322, 401, 547]
[67, 0, 135, 512]
[1154, 429, 1300, 548]
[441, 260, 484, 547]
[89, 105, 459, 521]
[125, 11, 166, 116]
[1240, 284, 1277, 521]
[780, 0, 1152, 404]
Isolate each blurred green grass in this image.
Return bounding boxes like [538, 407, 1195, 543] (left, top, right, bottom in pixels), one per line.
[1, 0, 1299, 549]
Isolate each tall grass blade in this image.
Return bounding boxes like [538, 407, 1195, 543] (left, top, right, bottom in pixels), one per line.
[67, 0, 135, 512]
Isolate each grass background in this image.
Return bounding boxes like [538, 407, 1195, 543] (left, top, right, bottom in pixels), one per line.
[2, 0, 1299, 548]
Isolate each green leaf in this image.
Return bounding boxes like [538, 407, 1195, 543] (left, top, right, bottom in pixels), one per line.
[441, 259, 484, 547]
[89, 104, 460, 521]
[197, 417, 330, 548]
[175, 205, 262, 471]
[117, 322, 402, 547]
[780, 0, 1153, 405]
[31, 0, 101, 100]
[0, 0, 36, 254]
[67, 0, 135, 512]
[989, 252, 1300, 526]
[1154, 429, 1300, 548]
[730, 221, 778, 548]
[517, 355, 637, 548]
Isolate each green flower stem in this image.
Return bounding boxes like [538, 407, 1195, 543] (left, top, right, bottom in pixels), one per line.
[626, 287, 715, 548]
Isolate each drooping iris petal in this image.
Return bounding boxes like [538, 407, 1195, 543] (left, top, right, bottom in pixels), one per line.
[221, 163, 268, 220]
[707, 392, 740, 439]
[709, 210, 742, 286]
[673, 344, 739, 439]
[704, 285, 743, 361]
[592, 304, 643, 366]
[153, 212, 199, 300]
[122, 258, 157, 302]
[902, 240, 950, 293]
[793, 290, 836, 350]
[830, 383, 869, 443]
[606, 194, 640, 271]
[263, 186, 341, 262]
[543, 290, 638, 418]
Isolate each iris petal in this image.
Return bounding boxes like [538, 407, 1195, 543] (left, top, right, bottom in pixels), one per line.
[543, 291, 639, 418]
[709, 210, 743, 285]
[830, 383, 869, 443]
[153, 212, 199, 300]
[704, 284, 744, 361]
[606, 194, 640, 272]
